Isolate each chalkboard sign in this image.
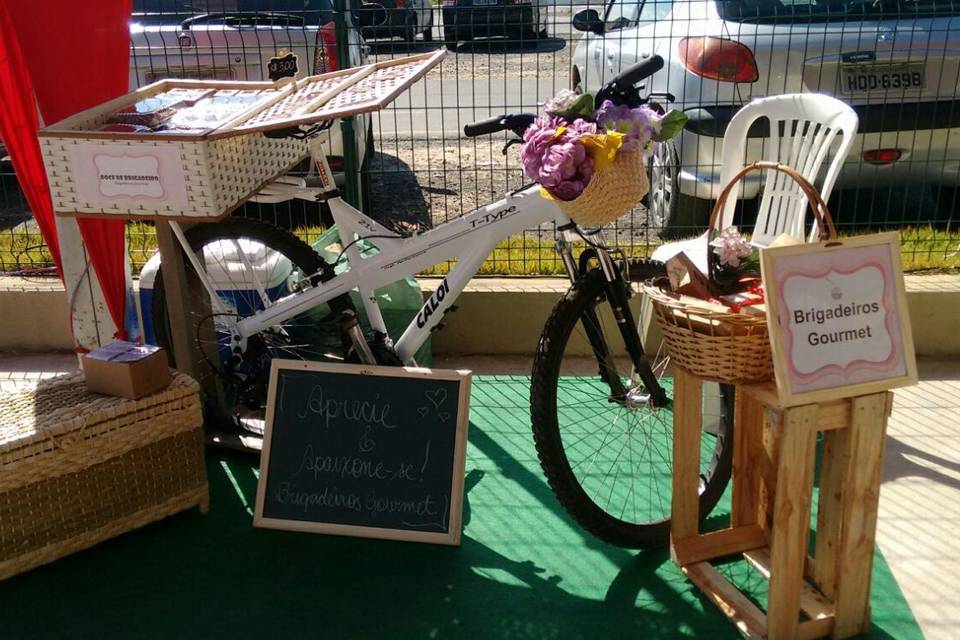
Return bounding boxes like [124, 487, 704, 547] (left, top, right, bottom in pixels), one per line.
[254, 360, 472, 545]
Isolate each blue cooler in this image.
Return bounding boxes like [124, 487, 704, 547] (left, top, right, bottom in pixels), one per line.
[138, 241, 294, 346]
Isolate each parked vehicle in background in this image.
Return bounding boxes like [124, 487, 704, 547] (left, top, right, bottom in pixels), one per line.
[570, 0, 960, 236]
[130, 0, 371, 185]
[359, 0, 434, 42]
[442, 0, 548, 50]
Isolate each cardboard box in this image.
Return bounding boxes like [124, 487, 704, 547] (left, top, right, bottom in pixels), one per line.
[81, 341, 172, 399]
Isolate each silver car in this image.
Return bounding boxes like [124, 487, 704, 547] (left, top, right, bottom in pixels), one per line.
[130, 1, 371, 184]
[571, 0, 960, 235]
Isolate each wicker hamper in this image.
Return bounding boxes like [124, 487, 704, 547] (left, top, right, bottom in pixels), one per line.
[0, 371, 208, 581]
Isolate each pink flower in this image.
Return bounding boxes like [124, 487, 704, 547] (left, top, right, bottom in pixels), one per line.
[711, 226, 753, 268]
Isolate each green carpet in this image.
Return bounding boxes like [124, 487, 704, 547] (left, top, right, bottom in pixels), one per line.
[0, 377, 921, 639]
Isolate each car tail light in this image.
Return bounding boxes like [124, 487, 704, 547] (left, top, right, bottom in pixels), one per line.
[314, 21, 339, 74]
[396, 0, 406, 7]
[863, 149, 902, 165]
[678, 37, 759, 83]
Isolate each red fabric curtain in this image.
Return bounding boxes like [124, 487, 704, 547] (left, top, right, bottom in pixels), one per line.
[2, 0, 132, 340]
[0, 4, 63, 277]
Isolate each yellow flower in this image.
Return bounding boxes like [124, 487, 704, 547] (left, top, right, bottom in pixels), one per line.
[579, 132, 625, 171]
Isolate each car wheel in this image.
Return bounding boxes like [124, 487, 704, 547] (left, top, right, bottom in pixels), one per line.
[647, 140, 713, 239]
[443, 26, 458, 50]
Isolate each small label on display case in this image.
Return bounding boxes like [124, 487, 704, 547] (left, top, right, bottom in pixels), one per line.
[67, 143, 188, 210]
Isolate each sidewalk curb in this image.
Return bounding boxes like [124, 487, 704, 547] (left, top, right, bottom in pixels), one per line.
[2, 274, 958, 356]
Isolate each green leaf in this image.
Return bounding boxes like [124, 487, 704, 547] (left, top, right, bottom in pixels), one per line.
[654, 109, 688, 141]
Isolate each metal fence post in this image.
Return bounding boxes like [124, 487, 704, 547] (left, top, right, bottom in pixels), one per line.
[333, 0, 360, 209]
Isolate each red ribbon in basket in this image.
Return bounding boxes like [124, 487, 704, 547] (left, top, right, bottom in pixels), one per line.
[723, 278, 765, 313]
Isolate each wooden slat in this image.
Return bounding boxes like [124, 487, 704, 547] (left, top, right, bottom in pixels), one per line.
[813, 398, 852, 431]
[832, 392, 891, 638]
[672, 525, 766, 566]
[812, 427, 846, 598]
[682, 562, 767, 639]
[732, 389, 765, 527]
[670, 368, 702, 544]
[154, 222, 217, 398]
[767, 404, 819, 639]
[743, 547, 835, 621]
[796, 616, 835, 640]
[741, 382, 780, 408]
[759, 406, 782, 536]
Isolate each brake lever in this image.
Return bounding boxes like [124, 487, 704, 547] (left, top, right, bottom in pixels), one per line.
[502, 138, 523, 155]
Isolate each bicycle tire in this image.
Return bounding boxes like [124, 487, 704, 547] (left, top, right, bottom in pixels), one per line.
[530, 259, 734, 547]
[152, 216, 354, 431]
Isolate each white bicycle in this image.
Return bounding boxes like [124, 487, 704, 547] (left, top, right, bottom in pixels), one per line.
[151, 56, 733, 547]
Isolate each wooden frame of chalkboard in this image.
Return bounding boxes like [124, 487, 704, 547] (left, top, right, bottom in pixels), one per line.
[253, 359, 472, 546]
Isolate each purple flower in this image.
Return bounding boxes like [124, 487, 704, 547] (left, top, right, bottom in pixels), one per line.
[596, 100, 661, 153]
[540, 141, 586, 186]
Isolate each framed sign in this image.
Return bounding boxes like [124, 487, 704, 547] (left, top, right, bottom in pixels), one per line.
[254, 360, 471, 546]
[761, 232, 917, 405]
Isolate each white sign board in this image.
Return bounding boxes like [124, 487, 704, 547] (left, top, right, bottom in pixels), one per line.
[761, 232, 917, 405]
[67, 143, 188, 210]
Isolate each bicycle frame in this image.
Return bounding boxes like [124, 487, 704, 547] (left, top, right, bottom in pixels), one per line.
[169, 144, 575, 365]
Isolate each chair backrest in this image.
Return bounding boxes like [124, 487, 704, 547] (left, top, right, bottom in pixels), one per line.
[716, 94, 858, 246]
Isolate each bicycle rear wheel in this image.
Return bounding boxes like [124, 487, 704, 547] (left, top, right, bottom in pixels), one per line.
[152, 217, 354, 434]
[530, 260, 734, 547]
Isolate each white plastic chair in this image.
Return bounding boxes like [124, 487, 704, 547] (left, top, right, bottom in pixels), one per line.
[651, 93, 859, 270]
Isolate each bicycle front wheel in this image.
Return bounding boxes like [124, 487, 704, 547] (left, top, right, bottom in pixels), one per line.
[530, 260, 734, 548]
[152, 217, 354, 434]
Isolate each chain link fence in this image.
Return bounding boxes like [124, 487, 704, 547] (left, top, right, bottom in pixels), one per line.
[1, 0, 958, 276]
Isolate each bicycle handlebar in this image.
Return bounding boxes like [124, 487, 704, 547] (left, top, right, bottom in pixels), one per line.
[464, 55, 665, 138]
[612, 56, 664, 91]
[463, 113, 536, 138]
[463, 115, 509, 137]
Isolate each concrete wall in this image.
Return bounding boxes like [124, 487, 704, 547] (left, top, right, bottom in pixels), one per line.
[2, 274, 958, 357]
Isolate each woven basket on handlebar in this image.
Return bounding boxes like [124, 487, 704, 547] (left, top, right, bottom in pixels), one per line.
[642, 161, 837, 385]
[555, 151, 648, 227]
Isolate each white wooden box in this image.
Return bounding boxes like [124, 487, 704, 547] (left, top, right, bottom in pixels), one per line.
[37, 50, 446, 221]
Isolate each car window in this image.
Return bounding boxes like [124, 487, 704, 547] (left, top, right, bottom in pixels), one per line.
[604, 0, 675, 30]
[132, 1, 335, 21]
[717, 0, 960, 23]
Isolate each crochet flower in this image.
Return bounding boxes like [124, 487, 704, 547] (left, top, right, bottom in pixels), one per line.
[544, 89, 579, 116]
[596, 100, 661, 153]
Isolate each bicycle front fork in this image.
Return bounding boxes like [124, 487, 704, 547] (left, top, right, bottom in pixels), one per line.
[556, 237, 670, 409]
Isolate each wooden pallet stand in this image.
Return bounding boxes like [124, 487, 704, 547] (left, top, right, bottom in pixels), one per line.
[671, 368, 892, 639]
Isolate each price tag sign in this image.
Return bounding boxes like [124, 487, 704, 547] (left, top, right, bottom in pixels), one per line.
[267, 51, 299, 82]
[760, 232, 917, 405]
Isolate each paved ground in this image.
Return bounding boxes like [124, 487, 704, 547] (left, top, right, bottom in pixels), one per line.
[1, 350, 956, 638]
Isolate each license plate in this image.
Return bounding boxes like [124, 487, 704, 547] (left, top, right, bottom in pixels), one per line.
[840, 63, 925, 94]
[472, 0, 500, 5]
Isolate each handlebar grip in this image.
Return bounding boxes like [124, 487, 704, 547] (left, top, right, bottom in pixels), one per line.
[464, 115, 507, 137]
[613, 55, 665, 90]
